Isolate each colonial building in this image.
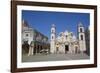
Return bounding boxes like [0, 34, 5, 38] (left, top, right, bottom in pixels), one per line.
[50, 22, 86, 54]
[22, 20, 50, 56]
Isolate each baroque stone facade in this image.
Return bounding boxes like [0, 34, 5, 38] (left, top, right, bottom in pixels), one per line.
[50, 22, 86, 54]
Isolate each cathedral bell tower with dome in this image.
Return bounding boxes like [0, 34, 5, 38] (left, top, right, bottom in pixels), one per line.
[78, 22, 86, 53]
[50, 24, 56, 53]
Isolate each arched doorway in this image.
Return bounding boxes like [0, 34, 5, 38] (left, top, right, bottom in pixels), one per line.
[65, 45, 69, 54]
[75, 46, 78, 54]
[56, 47, 59, 54]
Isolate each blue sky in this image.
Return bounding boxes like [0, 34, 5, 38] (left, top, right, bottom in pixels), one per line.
[22, 10, 90, 39]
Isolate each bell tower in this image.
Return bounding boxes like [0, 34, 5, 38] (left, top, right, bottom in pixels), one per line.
[50, 24, 56, 53]
[78, 22, 86, 53]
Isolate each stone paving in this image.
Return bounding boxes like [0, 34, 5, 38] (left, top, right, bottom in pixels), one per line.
[22, 53, 90, 62]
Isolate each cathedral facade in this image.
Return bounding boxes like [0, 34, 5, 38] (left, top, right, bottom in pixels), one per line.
[50, 22, 86, 54]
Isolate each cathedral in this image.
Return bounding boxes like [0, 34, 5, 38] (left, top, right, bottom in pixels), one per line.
[50, 22, 86, 54]
[22, 20, 87, 55]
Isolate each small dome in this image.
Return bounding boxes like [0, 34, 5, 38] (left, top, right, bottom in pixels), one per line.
[78, 22, 83, 27]
[59, 32, 64, 36]
[52, 24, 55, 27]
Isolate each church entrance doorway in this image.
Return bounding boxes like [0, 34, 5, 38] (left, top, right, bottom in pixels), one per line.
[75, 47, 78, 54]
[56, 47, 59, 54]
[65, 45, 69, 54]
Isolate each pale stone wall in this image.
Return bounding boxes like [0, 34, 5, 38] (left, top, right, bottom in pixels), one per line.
[79, 41, 86, 51]
[50, 41, 56, 53]
[22, 27, 33, 45]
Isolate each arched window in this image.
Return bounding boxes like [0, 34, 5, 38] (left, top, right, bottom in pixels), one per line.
[26, 34, 28, 37]
[52, 30, 54, 33]
[75, 46, 78, 53]
[52, 36, 53, 39]
[51, 29, 55, 33]
[81, 35, 83, 40]
[80, 28, 83, 32]
[66, 35, 67, 39]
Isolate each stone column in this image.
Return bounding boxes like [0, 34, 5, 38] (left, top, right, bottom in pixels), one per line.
[39, 45, 41, 53]
[35, 44, 37, 55]
[28, 46, 33, 56]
